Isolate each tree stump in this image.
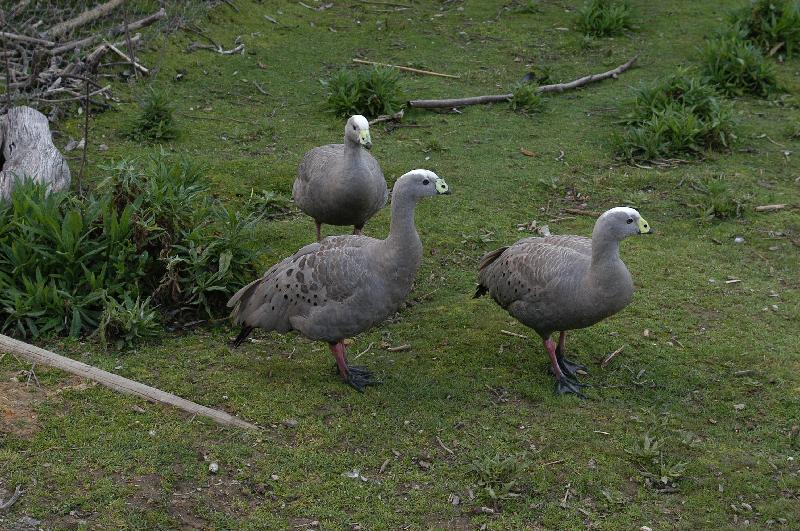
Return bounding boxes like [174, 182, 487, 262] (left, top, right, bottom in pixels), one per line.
[0, 106, 71, 202]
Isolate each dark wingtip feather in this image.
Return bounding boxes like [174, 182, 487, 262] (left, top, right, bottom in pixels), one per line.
[231, 325, 253, 348]
[473, 284, 488, 299]
[478, 246, 508, 272]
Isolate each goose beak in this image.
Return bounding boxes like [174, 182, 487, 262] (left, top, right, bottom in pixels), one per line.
[435, 178, 451, 195]
[638, 216, 653, 234]
[359, 130, 372, 150]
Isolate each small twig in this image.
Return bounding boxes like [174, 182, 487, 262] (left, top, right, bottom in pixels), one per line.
[78, 77, 90, 194]
[386, 344, 411, 352]
[500, 329, 527, 339]
[0, 32, 55, 46]
[253, 81, 268, 95]
[369, 109, 404, 125]
[436, 436, 455, 456]
[353, 342, 375, 361]
[601, 346, 624, 368]
[122, 4, 139, 80]
[379, 458, 390, 473]
[541, 458, 565, 467]
[105, 42, 148, 74]
[25, 362, 40, 387]
[353, 58, 460, 79]
[0, 485, 24, 511]
[222, 0, 240, 12]
[264, 15, 279, 24]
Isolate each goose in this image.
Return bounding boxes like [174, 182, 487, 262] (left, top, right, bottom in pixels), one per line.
[474, 207, 652, 397]
[293, 115, 388, 241]
[229, 169, 450, 390]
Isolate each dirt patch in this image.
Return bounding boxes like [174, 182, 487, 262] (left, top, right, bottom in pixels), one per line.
[0, 371, 94, 439]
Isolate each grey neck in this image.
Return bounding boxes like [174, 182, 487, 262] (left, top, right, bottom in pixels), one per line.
[385, 189, 422, 256]
[589, 221, 627, 287]
[344, 136, 362, 158]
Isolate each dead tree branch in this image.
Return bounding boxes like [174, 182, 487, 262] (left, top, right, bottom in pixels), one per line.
[0, 333, 259, 430]
[408, 56, 638, 109]
[45, 0, 125, 39]
[0, 485, 24, 511]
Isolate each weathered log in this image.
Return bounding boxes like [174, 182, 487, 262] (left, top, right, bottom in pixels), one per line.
[0, 333, 259, 430]
[49, 9, 165, 55]
[0, 106, 71, 202]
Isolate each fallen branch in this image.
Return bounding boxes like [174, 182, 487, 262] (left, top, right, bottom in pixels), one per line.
[500, 329, 527, 339]
[0, 32, 55, 47]
[353, 58, 460, 79]
[45, 0, 125, 39]
[50, 9, 165, 55]
[105, 41, 149, 74]
[0, 333, 258, 430]
[0, 485, 24, 511]
[386, 344, 411, 352]
[408, 56, 637, 108]
[369, 109, 404, 125]
[564, 208, 602, 218]
[755, 204, 787, 212]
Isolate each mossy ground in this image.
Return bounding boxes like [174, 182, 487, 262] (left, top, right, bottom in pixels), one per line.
[2, 1, 799, 528]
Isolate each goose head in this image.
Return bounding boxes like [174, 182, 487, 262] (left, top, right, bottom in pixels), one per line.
[345, 115, 372, 149]
[392, 169, 451, 201]
[595, 207, 653, 241]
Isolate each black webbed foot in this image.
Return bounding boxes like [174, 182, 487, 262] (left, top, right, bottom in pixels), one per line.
[555, 376, 588, 399]
[555, 344, 588, 379]
[340, 364, 381, 392]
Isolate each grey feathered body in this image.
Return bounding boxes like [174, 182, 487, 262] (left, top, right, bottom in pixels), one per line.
[477, 235, 633, 338]
[293, 144, 388, 228]
[228, 235, 420, 343]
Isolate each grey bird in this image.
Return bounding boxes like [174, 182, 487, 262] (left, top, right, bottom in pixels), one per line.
[474, 207, 653, 397]
[229, 169, 451, 390]
[293, 115, 388, 241]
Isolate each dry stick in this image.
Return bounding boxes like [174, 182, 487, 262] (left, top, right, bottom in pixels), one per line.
[500, 329, 527, 339]
[601, 346, 624, 368]
[564, 208, 602, 217]
[353, 58, 460, 79]
[1, 16, 12, 110]
[436, 435, 455, 456]
[106, 42, 148, 74]
[0, 485, 24, 511]
[360, 0, 412, 8]
[0, 31, 55, 46]
[77, 77, 89, 195]
[122, 4, 139, 80]
[45, 0, 125, 39]
[408, 56, 638, 108]
[0, 333, 258, 430]
[10, 0, 31, 18]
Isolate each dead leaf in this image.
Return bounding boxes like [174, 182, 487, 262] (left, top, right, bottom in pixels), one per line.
[520, 147, 537, 157]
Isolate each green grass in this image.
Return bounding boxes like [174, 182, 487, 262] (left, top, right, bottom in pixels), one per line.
[700, 36, 779, 97]
[2, 0, 800, 529]
[575, 0, 634, 37]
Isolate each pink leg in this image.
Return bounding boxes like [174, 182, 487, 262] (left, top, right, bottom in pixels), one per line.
[558, 331, 566, 354]
[328, 341, 377, 391]
[316, 221, 323, 242]
[543, 338, 564, 380]
[329, 341, 350, 380]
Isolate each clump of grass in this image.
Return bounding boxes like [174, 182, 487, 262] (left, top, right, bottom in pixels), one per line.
[510, 83, 545, 114]
[469, 453, 526, 509]
[618, 69, 735, 161]
[95, 295, 160, 350]
[323, 66, 405, 118]
[730, 0, 800, 57]
[121, 87, 180, 143]
[575, 0, 632, 37]
[691, 176, 745, 219]
[700, 36, 778, 97]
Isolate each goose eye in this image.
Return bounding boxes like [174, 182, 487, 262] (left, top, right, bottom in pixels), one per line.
[626, 218, 634, 224]
[422, 179, 430, 185]
[352, 125, 357, 130]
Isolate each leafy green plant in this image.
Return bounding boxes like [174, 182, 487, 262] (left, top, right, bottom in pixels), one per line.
[700, 36, 778, 97]
[0, 153, 263, 342]
[510, 83, 545, 114]
[323, 66, 405, 118]
[575, 0, 633, 37]
[469, 453, 526, 508]
[121, 87, 180, 142]
[618, 70, 735, 161]
[730, 0, 800, 57]
[95, 295, 160, 350]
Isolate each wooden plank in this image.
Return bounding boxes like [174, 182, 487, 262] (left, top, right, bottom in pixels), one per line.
[0, 333, 258, 430]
